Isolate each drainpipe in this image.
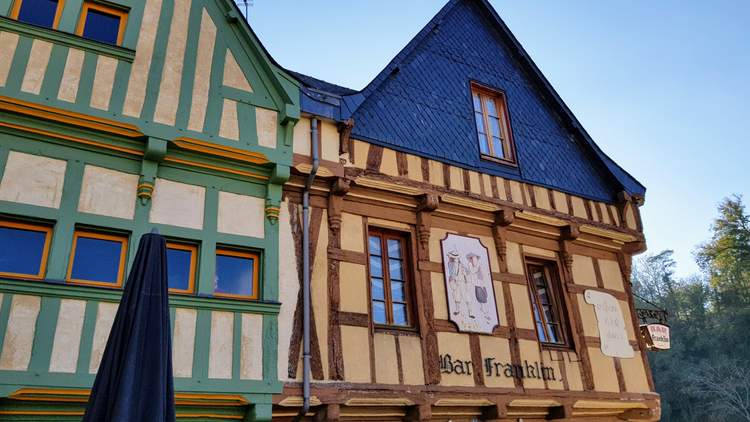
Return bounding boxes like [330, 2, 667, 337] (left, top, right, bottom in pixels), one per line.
[294, 118, 319, 422]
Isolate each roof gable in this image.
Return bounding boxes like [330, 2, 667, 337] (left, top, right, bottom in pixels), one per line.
[295, 0, 644, 202]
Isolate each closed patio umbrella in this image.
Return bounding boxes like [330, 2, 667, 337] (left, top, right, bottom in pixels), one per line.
[83, 230, 175, 422]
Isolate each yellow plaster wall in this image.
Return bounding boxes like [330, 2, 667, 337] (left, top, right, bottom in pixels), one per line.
[431, 272, 449, 320]
[468, 171, 481, 195]
[495, 177, 507, 200]
[437, 332, 474, 387]
[624, 203, 637, 229]
[340, 213, 364, 252]
[341, 325, 371, 383]
[449, 166, 462, 191]
[406, 154, 422, 182]
[476, 235, 499, 272]
[320, 120, 339, 162]
[509, 284, 534, 330]
[379, 148, 399, 177]
[552, 191, 568, 214]
[482, 174, 493, 198]
[609, 205, 621, 226]
[312, 211, 330, 378]
[508, 180, 524, 205]
[570, 196, 588, 219]
[367, 217, 410, 232]
[563, 352, 584, 391]
[352, 140, 369, 169]
[429, 228, 456, 262]
[428, 160, 444, 187]
[599, 202, 612, 225]
[399, 335, 425, 385]
[620, 355, 651, 393]
[517, 339, 544, 389]
[292, 117, 311, 156]
[599, 259, 625, 291]
[577, 293, 599, 337]
[533, 186, 551, 210]
[541, 350, 565, 390]
[373, 333, 399, 384]
[492, 280, 505, 326]
[505, 241, 524, 275]
[587, 347, 619, 392]
[522, 245, 556, 259]
[619, 300, 637, 341]
[571, 255, 597, 287]
[339, 262, 368, 314]
[479, 336, 515, 388]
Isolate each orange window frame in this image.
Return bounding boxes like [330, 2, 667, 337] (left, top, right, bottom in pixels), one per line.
[75, 1, 129, 46]
[10, 0, 66, 29]
[166, 242, 197, 295]
[214, 248, 260, 300]
[66, 230, 128, 288]
[471, 83, 517, 165]
[0, 220, 53, 280]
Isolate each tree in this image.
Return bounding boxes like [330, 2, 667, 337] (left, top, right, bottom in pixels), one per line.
[687, 359, 750, 421]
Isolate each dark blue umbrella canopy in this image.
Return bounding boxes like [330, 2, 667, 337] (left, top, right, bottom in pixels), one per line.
[83, 232, 175, 422]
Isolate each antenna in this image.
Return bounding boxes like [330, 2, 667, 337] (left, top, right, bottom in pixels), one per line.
[237, 0, 253, 18]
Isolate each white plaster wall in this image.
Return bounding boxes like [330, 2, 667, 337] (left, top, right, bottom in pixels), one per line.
[0, 295, 41, 370]
[49, 299, 86, 373]
[172, 308, 197, 378]
[277, 200, 299, 381]
[240, 313, 263, 380]
[89, 302, 118, 373]
[256, 107, 277, 149]
[149, 178, 205, 230]
[78, 165, 138, 220]
[208, 311, 233, 379]
[217, 191, 265, 238]
[0, 151, 66, 208]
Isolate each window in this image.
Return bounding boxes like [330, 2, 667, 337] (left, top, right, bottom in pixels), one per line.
[10, 0, 65, 29]
[367, 229, 413, 327]
[166, 242, 197, 294]
[75, 2, 128, 46]
[471, 83, 516, 164]
[67, 230, 128, 287]
[526, 261, 569, 347]
[0, 220, 52, 279]
[214, 248, 259, 299]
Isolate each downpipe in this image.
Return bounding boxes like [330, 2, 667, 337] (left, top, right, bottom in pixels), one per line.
[293, 118, 319, 422]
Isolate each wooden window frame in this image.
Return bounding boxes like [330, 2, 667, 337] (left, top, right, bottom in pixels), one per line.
[525, 259, 572, 349]
[470, 82, 517, 166]
[166, 241, 197, 295]
[366, 227, 416, 330]
[214, 248, 260, 300]
[75, 1, 129, 46]
[10, 0, 66, 29]
[0, 220, 53, 280]
[66, 229, 128, 288]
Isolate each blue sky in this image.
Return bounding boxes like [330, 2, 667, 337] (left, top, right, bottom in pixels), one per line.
[246, 1, 749, 277]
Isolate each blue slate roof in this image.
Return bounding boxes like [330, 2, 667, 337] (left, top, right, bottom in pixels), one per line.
[290, 0, 645, 203]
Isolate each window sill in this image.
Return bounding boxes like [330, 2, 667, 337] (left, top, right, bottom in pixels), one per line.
[374, 324, 419, 336]
[0, 16, 135, 63]
[480, 153, 518, 167]
[0, 277, 280, 314]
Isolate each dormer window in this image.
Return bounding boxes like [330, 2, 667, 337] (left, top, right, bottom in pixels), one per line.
[471, 83, 516, 164]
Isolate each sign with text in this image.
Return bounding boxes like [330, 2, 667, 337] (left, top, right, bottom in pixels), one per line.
[584, 290, 634, 358]
[440, 234, 499, 334]
[641, 323, 670, 351]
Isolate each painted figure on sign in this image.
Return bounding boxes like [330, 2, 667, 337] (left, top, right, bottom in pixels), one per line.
[447, 250, 474, 319]
[466, 252, 492, 324]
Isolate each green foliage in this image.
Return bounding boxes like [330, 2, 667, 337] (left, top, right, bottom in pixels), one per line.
[635, 195, 750, 422]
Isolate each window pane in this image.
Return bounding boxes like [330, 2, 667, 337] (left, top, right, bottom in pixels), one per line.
[372, 301, 386, 324]
[536, 322, 548, 342]
[388, 258, 403, 281]
[17, 0, 59, 28]
[368, 235, 381, 255]
[371, 277, 384, 301]
[547, 323, 561, 344]
[167, 247, 192, 291]
[484, 97, 498, 117]
[472, 92, 481, 111]
[369, 256, 383, 277]
[0, 226, 47, 276]
[70, 236, 123, 284]
[492, 137, 505, 158]
[386, 239, 401, 258]
[488, 116, 502, 138]
[478, 133, 490, 155]
[474, 112, 486, 134]
[392, 303, 407, 326]
[82, 9, 121, 45]
[391, 280, 405, 302]
[215, 253, 255, 296]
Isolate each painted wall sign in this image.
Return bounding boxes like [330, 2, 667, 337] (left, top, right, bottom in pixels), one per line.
[440, 234, 499, 334]
[584, 290, 634, 358]
[438, 354, 557, 381]
[641, 323, 670, 351]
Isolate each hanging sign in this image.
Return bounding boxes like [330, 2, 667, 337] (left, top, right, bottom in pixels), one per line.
[584, 290, 634, 358]
[641, 323, 670, 351]
[440, 234, 499, 334]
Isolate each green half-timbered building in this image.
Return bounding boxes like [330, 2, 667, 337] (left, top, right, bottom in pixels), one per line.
[0, 0, 299, 419]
